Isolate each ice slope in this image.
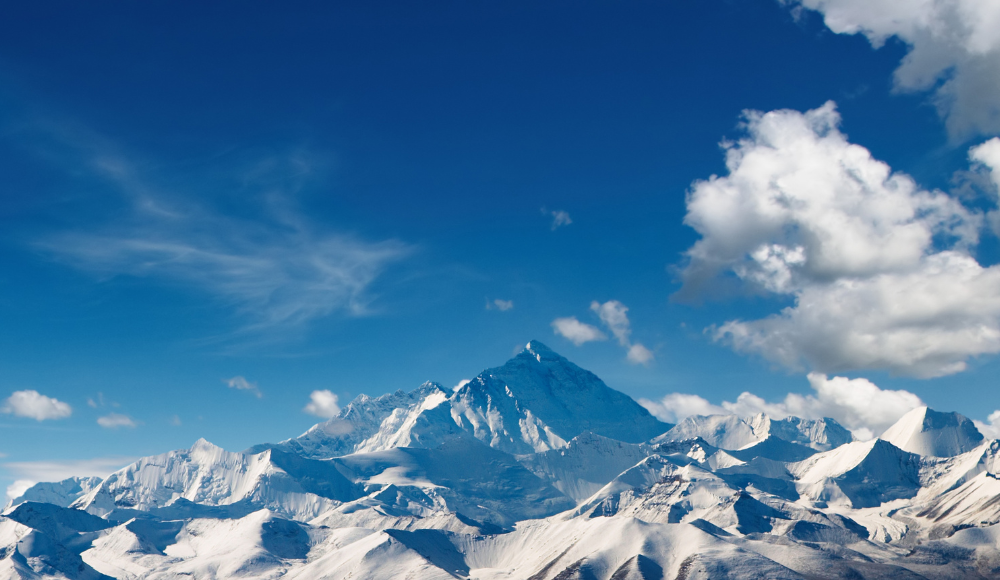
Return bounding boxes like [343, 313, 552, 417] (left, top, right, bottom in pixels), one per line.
[331, 436, 575, 527]
[515, 432, 654, 502]
[72, 439, 360, 521]
[789, 439, 922, 508]
[655, 413, 853, 454]
[252, 381, 453, 459]
[448, 341, 670, 454]
[7, 477, 103, 509]
[881, 406, 985, 458]
[11, 342, 1000, 579]
[262, 342, 670, 460]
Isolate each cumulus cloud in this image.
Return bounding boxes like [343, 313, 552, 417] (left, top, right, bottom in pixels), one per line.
[2, 390, 72, 421]
[96, 413, 137, 429]
[590, 300, 656, 365]
[226, 376, 262, 398]
[626, 344, 655, 365]
[551, 317, 607, 346]
[591, 300, 632, 346]
[640, 373, 924, 439]
[788, 0, 1000, 139]
[974, 410, 1000, 439]
[303, 389, 340, 418]
[543, 208, 573, 230]
[639, 393, 727, 423]
[679, 102, 1000, 378]
[3, 456, 135, 500]
[487, 299, 514, 311]
[970, 138, 1000, 235]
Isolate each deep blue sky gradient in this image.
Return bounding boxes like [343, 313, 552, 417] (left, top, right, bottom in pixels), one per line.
[1, 1, 995, 490]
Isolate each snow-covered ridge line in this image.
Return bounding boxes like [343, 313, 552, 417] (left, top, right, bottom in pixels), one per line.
[4, 341, 1000, 579]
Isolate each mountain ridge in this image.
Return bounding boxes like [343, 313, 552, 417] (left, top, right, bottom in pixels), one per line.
[4, 341, 999, 580]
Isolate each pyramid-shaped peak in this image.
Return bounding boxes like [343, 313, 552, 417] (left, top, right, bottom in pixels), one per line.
[881, 406, 984, 458]
[523, 340, 563, 362]
[190, 438, 221, 451]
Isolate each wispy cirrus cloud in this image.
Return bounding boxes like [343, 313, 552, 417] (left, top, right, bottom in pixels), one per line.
[96, 413, 137, 429]
[17, 117, 411, 333]
[226, 376, 262, 398]
[542, 207, 572, 230]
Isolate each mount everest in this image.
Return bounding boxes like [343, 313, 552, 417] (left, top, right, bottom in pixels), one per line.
[5, 341, 1000, 578]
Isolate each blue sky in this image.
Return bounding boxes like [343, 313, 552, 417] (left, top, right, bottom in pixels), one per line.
[4, 1, 1000, 495]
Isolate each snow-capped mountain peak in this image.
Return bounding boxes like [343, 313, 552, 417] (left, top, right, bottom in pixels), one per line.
[8, 343, 1000, 580]
[880, 406, 985, 457]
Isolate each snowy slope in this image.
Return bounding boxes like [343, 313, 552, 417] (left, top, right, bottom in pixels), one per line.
[789, 439, 922, 508]
[881, 406, 985, 458]
[7, 476, 103, 509]
[252, 381, 454, 459]
[71, 439, 360, 521]
[8, 342, 1000, 580]
[515, 432, 653, 502]
[655, 413, 853, 454]
[449, 341, 670, 454]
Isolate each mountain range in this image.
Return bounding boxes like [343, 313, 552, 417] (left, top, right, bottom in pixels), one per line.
[4, 341, 1000, 579]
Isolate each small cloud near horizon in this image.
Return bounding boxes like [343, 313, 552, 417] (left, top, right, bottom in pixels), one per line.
[97, 413, 137, 429]
[541, 207, 572, 230]
[486, 298, 514, 311]
[2, 390, 72, 421]
[226, 376, 262, 398]
[303, 389, 340, 418]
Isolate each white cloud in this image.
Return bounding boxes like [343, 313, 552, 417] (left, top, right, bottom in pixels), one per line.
[487, 299, 514, 311]
[639, 393, 727, 424]
[589, 300, 656, 365]
[453, 379, 471, 392]
[6, 480, 33, 502]
[169, 414, 182, 426]
[544, 209, 573, 230]
[2, 390, 72, 421]
[97, 413, 137, 429]
[591, 300, 631, 346]
[680, 102, 1000, 378]
[303, 389, 340, 419]
[226, 376, 262, 398]
[3, 456, 135, 500]
[626, 344, 655, 365]
[971, 138, 1000, 235]
[975, 410, 1000, 439]
[31, 137, 410, 331]
[971, 138, 1000, 188]
[789, 0, 1000, 139]
[551, 316, 607, 346]
[640, 373, 923, 439]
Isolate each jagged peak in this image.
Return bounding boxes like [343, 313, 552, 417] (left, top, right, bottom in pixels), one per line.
[880, 406, 984, 457]
[190, 438, 223, 453]
[523, 340, 563, 362]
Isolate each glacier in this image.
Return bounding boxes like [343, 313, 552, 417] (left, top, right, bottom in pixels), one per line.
[4, 341, 1000, 579]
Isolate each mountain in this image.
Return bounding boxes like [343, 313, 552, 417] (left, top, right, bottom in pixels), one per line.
[6, 343, 1000, 579]
[5, 476, 102, 509]
[881, 406, 985, 457]
[261, 341, 670, 458]
[654, 413, 853, 455]
[789, 438, 922, 508]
